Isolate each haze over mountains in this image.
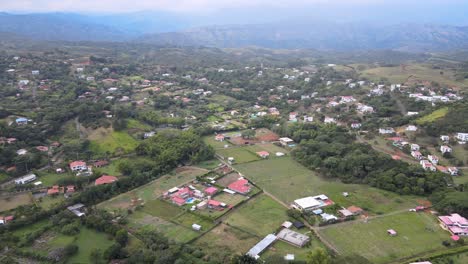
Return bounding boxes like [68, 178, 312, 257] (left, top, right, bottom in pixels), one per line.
[1, 12, 468, 52]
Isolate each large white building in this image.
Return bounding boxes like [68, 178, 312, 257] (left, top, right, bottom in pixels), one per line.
[293, 195, 329, 212]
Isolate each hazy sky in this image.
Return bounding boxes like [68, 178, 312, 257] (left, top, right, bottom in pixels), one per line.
[1, 0, 468, 25]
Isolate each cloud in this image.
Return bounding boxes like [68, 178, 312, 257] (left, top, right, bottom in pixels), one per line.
[0, 0, 461, 13]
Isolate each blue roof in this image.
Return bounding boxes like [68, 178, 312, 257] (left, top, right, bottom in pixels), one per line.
[16, 117, 27, 122]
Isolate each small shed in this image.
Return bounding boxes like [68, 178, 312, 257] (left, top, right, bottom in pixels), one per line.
[312, 209, 323, 215]
[293, 221, 305, 229]
[284, 254, 295, 261]
[192, 224, 202, 231]
[282, 221, 293, 229]
[387, 229, 397, 236]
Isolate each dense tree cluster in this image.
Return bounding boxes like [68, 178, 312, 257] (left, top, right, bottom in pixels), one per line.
[290, 123, 448, 195]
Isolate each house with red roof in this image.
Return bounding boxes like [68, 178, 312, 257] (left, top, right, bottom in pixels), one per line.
[36, 146, 49, 152]
[172, 196, 186, 206]
[228, 178, 251, 195]
[170, 187, 194, 206]
[205, 187, 218, 196]
[47, 185, 63, 195]
[347, 206, 364, 215]
[207, 200, 224, 210]
[69, 161, 87, 171]
[411, 151, 423, 160]
[420, 160, 436, 171]
[0, 215, 14, 225]
[438, 213, 468, 236]
[95, 175, 118, 186]
[215, 134, 225, 141]
[256, 151, 270, 159]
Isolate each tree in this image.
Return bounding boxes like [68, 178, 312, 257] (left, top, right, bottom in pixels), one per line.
[231, 254, 258, 264]
[241, 130, 255, 139]
[307, 248, 331, 264]
[115, 229, 129, 246]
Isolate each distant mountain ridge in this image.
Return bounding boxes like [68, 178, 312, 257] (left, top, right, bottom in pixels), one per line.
[138, 23, 468, 52]
[1, 12, 468, 51]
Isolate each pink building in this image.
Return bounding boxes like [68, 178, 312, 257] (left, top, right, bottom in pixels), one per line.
[438, 213, 468, 236]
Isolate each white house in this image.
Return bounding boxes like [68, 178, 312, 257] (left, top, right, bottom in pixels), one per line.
[448, 167, 459, 176]
[31, 70, 40, 75]
[407, 111, 419, 116]
[406, 125, 418, 132]
[420, 160, 436, 171]
[411, 151, 423, 160]
[324, 117, 336, 124]
[69, 161, 88, 171]
[279, 137, 294, 146]
[456, 133, 468, 142]
[379, 128, 395, 134]
[428, 155, 439, 165]
[14, 174, 37, 185]
[440, 145, 452, 154]
[411, 144, 420, 151]
[440, 135, 450, 142]
[351, 123, 362, 129]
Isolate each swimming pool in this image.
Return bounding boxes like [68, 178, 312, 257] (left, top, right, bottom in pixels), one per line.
[186, 197, 195, 204]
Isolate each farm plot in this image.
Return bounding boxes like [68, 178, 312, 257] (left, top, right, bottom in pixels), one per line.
[244, 143, 290, 156]
[194, 223, 259, 262]
[98, 166, 208, 210]
[235, 157, 420, 214]
[197, 192, 248, 219]
[127, 211, 199, 243]
[203, 135, 232, 149]
[319, 212, 450, 264]
[216, 172, 243, 187]
[224, 194, 288, 237]
[217, 147, 260, 164]
[0, 193, 33, 212]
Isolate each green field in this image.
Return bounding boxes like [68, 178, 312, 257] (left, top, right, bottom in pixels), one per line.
[127, 211, 199, 243]
[416, 107, 449, 124]
[194, 223, 259, 262]
[244, 143, 290, 156]
[203, 135, 231, 149]
[67, 228, 114, 263]
[319, 212, 450, 263]
[224, 194, 288, 236]
[89, 129, 138, 154]
[235, 157, 420, 214]
[217, 147, 261, 163]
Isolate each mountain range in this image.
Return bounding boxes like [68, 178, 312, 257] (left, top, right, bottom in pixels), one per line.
[1, 12, 468, 52]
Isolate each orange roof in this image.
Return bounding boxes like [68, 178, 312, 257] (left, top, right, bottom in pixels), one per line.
[95, 175, 118, 185]
[256, 151, 269, 156]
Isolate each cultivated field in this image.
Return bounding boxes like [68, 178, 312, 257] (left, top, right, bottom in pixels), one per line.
[235, 157, 420, 214]
[319, 212, 450, 263]
[88, 127, 138, 154]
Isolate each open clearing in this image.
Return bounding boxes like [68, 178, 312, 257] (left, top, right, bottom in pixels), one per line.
[235, 157, 420, 214]
[217, 147, 261, 163]
[88, 127, 138, 154]
[224, 194, 288, 237]
[0, 193, 32, 212]
[416, 107, 449, 124]
[319, 212, 450, 263]
[98, 166, 208, 210]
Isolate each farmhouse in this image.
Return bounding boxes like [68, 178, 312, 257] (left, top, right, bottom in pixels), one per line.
[293, 194, 331, 212]
[279, 137, 294, 146]
[277, 228, 310, 247]
[14, 174, 37, 185]
[351, 123, 361, 129]
[347, 206, 364, 215]
[440, 145, 452, 154]
[207, 200, 224, 210]
[339, 209, 353, 218]
[438, 214, 468, 236]
[0, 215, 14, 225]
[406, 125, 418, 131]
[228, 178, 251, 195]
[256, 151, 270, 158]
[95, 175, 118, 186]
[69, 161, 87, 171]
[411, 144, 420, 151]
[321, 213, 338, 222]
[247, 234, 277, 259]
[420, 160, 436, 171]
[215, 134, 225, 141]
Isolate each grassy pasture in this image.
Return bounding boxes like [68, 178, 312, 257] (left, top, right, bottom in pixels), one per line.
[416, 107, 449, 124]
[234, 157, 420, 214]
[319, 212, 450, 263]
[88, 127, 138, 154]
[203, 135, 231, 149]
[217, 147, 261, 163]
[224, 194, 288, 237]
